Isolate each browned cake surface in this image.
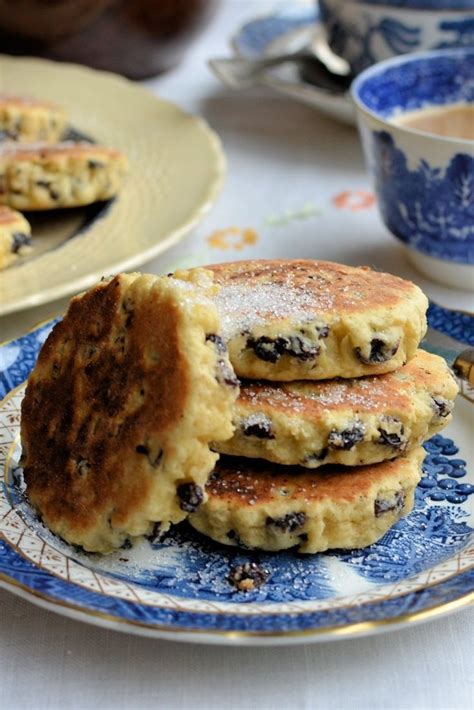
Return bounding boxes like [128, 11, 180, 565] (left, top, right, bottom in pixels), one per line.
[205, 455, 414, 506]
[237, 349, 451, 416]
[21, 270, 238, 552]
[190, 448, 423, 552]
[21, 274, 189, 538]
[214, 348, 457, 468]
[208, 259, 418, 320]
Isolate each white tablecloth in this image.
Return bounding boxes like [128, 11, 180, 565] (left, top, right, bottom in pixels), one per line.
[1, 2, 472, 708]
[1, 589, 472, 710]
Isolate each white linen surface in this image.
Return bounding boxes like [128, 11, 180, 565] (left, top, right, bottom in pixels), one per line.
[1, 3, 472, 708]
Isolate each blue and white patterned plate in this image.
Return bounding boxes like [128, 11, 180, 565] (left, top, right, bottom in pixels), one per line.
[232, 3, 355, 124]
[0, 309, 473, 645]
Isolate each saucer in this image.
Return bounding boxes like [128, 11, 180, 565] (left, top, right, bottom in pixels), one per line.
[232, 4, 355, 124]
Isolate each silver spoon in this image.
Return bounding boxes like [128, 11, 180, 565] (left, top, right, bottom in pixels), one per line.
[209, 31, 352, 94]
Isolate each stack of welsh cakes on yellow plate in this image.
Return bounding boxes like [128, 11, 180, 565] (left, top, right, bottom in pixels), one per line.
[188, 259, 458, 553]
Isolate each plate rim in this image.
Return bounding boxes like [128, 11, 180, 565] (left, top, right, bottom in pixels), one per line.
[0, 572, 472, 646]
[0, 55, 226, 317]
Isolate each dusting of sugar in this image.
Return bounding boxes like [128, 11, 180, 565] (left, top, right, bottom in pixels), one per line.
[243, 377, 394, 413]
[210, 470, 259, 501]
[214, 282, 335, 341]
[323, 555, 374, 594]
[245, 387, 306, 414]
[302, 380, 388, 410]
[241, 412, 271, 427]
[167, 273, 216, 310]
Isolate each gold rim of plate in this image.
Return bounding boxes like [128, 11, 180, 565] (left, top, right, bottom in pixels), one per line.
[0, 572, 471, 645]
[0, 55, 225, 316]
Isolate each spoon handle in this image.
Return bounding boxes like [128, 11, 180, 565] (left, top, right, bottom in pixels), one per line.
[208, 54, 305, 89]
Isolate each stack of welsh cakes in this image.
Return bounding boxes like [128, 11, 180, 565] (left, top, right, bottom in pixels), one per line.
[188, 259, 458, 553]
[20, 259, 458, 557]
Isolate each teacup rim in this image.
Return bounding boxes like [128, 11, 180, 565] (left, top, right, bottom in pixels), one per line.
[351, 47, 474, 145]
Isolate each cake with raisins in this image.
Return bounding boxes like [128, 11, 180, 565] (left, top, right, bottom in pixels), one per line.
[214, 350, 457, 468]
[205, 259, 428, 381]
[189, 448, 423, 554]
[21, 269, 238, 553]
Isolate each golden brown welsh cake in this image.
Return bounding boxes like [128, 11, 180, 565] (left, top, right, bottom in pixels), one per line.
[214, 350, 458, 467]
[0, 205, 31, 269]
[189, 448, 424, 554]
[0, 142, 127, 210]
[205, 259, 428, 381]
[0, 94, 67, 143]
[21, 270, 239, 553]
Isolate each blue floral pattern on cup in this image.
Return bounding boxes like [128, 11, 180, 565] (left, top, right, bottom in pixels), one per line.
[320, 7, 421, 73]
[355, 51, 474, 116]
[320, 0, 474, 74]
[372, 131, 474, 262]
[352, 48, 474, 266]
[436, 17, 474, 47]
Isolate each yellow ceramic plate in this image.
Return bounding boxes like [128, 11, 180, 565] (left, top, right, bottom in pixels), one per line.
[0, 56, 225, 316]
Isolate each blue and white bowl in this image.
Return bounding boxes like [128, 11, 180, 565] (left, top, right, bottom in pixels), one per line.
[352, 47, 474, 290]
[320, 0, 474, 75]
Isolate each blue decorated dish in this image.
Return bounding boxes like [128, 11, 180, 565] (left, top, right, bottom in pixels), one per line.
[231, 4, 355, 124]
[320, 0, 474, 75]
[352, 47, 474, 290]
[0, 311, 472, 645]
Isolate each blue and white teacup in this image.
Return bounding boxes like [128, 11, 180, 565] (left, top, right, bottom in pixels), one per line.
[320, 0, 474, 75]
[352, 47, 474, 290]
